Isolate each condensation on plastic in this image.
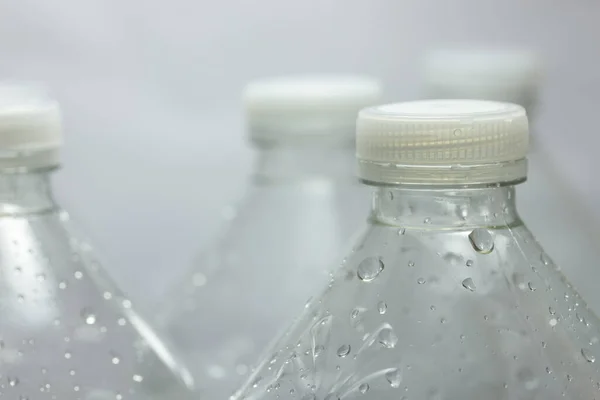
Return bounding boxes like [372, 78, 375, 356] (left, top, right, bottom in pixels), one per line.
[231, 100, 600, 400]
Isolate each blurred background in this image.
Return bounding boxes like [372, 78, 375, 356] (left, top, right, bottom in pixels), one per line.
[0, 0, 598, 302]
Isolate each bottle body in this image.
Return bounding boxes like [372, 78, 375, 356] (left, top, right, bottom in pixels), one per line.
[157, 143, 369, 398]
[233, 186, 600, 400]
[0, 170, 193, 399]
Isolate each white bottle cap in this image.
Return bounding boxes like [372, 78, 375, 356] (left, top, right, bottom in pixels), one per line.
[423, 49, 541, 117]
[243, 75, 382, 143]
[356, 99, 529, 186]
[0, 83, 63, 169]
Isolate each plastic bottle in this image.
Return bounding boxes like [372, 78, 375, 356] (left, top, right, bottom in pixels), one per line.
[156, 75, 382, 399]
[232, 99, 600, 400]
[422, 49, 600, 310]
[0, 83, 194, 399]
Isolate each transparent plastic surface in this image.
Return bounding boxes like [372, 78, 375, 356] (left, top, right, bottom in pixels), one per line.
[156, 141, 369, 399]
[0, 170, 194, 399]
[233, 185, 600, 400]
[519, 141, 600, 312]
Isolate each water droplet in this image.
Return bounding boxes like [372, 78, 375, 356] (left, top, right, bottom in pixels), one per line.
[122, 299, 132, 309]
[8, 377, 19, 387]
[81, 308, 96, 325]
[314, 345, 324, 357]
[69, 369, 75, 376]
[58, 281, 67, 290]
[132, 374, 143, 383]
[59, 210, 70, 221]
[378, 327, 398, 348]
[251, 376, 262, 388]
[103, 291, 113, 300]
[337, 344, 351, 357]
[417, 277, 426, 285]
[385, 368, 402, 388]
[424, 217, 431, 224]
[549, 307, 555, 315]
[36, 273, 46, 282]
[528, 282, 536, 291]
[408, 260, 415, 267]
[17, 294, 25, 303]
[192, 273, 207, 287]
[111, 353, 120, 365]
[351, 308, 360, 319]
[378, 301, 388, 314]
[582, 348, 596, 363]
[74, 271, 83, 280]
[117, 317, 127, 326]
[512, 273, 527, 290]
[357, 257, 384, 282]
[73, 385, 80, 392]
[64, 351, 72, 359]
[466, 259, 473, 267]
[430, 305, 436, 311]
[468, 229, 494, 254]
[358, 383, 369, 394]
[462, 278, 476, 292]
[540, 252, 550, 265]
[549, 318, 558, 327]
[398, 228, 406, 235]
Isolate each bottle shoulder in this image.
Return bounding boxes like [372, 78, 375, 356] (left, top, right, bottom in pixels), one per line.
[0, 209, 194, 398]
[233, 223, 600, 399]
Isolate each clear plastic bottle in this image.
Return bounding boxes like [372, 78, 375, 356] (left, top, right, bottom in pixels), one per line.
[232, 100, 600, 400]
[0, 84, 194, 399]
[422, 49, 600, 310]
[156, 76, 382, 398]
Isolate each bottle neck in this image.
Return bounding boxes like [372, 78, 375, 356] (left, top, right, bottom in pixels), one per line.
[371, 185, 521, 229]
[252, 140, 356, 182]
[0, 169, 57, 215]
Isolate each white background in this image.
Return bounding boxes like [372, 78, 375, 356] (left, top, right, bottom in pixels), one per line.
[0, 0, 598, 303]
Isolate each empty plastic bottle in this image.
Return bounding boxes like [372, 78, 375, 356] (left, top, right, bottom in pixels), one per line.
[232, 100, 600, 400]
[0, 84, 194, 399]
[155, 76, 382, 398]
[423, 49, 600, 311]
